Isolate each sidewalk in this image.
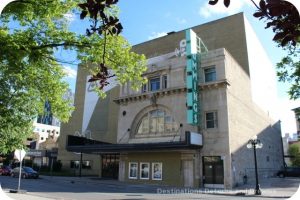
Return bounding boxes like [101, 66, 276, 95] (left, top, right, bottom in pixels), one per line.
[223, 177, 300, 198]
[2, 176, 300, 200]
[40, 175, 300, 196]
[38, 175, 300, 198]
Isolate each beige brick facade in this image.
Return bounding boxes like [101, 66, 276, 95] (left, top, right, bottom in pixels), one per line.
[58, 13, 284, 188]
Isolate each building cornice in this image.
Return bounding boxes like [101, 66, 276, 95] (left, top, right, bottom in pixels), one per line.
[114, 79, 229, 105]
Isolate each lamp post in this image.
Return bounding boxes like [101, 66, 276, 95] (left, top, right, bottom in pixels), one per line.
[247, 135, 263, 195]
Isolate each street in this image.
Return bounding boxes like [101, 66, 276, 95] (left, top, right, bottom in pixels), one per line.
[0, 175, 299, 200]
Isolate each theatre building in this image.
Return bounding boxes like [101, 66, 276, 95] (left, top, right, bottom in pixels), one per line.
[57, 13, 284, 189]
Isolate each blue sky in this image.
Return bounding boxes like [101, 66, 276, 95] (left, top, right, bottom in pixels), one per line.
[61, 0, 300, 135]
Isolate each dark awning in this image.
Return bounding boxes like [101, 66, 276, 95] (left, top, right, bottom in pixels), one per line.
[66, 132, 202, 154]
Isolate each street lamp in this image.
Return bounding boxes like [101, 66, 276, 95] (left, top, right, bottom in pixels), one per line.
[247, 135, 263, 195]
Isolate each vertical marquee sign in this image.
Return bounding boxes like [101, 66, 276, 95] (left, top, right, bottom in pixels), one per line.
[186, 29, 207, 125]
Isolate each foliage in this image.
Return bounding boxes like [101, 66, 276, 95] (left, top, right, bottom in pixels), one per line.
[78, 0, 123, 36]
[77, 0, 147, 93]
[0, 0, 146, 154]
[77, 34, 147, 96]
[251, 0, 300, 47]
[277, 48, 300, 99]
[288, 143, 300, 167]
[77, 0, 146, 96]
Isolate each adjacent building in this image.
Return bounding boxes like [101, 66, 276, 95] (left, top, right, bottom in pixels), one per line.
[25, 89, 74, 168]
[292, 107, 300, 140]
[58, 13, 284, 189]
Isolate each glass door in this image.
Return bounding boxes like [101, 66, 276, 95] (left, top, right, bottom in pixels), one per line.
[101, 154, 119, 179]
[203, 156, 224, 187]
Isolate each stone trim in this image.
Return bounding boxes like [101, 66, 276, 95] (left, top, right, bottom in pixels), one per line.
[114, 79, 229, 105]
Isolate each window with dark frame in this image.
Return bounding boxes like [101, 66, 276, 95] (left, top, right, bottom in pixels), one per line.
[152, 162, 163, 180]
[205, 111, 218, 129]
[162, 75, 167, 89]
[70, 160, 92, 169]
[70, 160, 80, 169]
[82, 161, 92, 169]
[140, 162, 150, 180]
[129, 162, 138, 179]
[141, 84, 147, 93]
[204, 67, 216, 82]
[149, 77, 160, 91]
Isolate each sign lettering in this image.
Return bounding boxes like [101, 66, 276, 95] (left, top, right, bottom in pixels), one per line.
[186, 29, 201, 125]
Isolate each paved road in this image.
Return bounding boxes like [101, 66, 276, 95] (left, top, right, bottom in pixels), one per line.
[0, 175, 299, 200]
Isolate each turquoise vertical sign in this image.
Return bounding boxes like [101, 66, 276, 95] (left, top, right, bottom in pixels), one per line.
[186, 29, 199, 125]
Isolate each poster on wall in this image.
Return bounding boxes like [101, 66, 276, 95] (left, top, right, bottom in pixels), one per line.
[140, 162, 150, 179]
[129, 162, 138, 179]
[152, 162, 162, 180]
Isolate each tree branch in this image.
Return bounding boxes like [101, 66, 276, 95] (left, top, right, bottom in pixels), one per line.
[250, 0, 260, 11]
[10, 0, 55, 4]
[31, 42, 91, 50]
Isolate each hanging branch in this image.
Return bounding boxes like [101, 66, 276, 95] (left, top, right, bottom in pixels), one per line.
[78, 0, 123, 90]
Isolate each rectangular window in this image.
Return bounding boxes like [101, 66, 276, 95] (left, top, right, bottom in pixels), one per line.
[141, 84, 147, 93]
[70, 160, 80, 169]
[129, 162, 138, 179]
[70, 160, 92, 169]
[82, 161, 92, 169]
[205, 111, 218, 129]
[204, 67, 216, 82]
[162, 75, 167, 89]
[140, 162, 150, 179]
[149, 77, 160, 91]
[152, 162, 162, 180]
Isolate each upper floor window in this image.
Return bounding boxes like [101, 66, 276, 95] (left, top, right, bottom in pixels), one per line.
[204, 67, 216, 82]
[150, 77, 160, 91]
[141, 84, 147, 93]
[205, 111, 218, 129]
[162, 75, 168, 89]
[140, 74, 169, 94]
[137, 109, 178, 135]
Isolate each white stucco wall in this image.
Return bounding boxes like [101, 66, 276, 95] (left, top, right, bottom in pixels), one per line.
[244, 16, 278, 120]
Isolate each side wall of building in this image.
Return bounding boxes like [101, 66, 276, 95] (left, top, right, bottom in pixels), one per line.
[244, 16, 278, 119]
[57, 66, 119, 176]
[133, 13, 249, 76]
[225, 49, 284, 186]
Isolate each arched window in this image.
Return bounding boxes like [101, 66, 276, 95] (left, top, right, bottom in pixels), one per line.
[137, 109, 178, 135]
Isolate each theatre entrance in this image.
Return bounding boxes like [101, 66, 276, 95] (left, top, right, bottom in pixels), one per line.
[101, 154, 119, 179]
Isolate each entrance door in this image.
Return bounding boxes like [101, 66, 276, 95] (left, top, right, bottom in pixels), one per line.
[183, 160, 194, 187]
[101, 154, 119, 179]
[203, 156, 224, 188]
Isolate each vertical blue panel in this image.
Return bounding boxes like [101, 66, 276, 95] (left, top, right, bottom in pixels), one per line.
[187, 110, 194, 124]
[187, 75, 193, 89]
[187, 92, 193, 107]
[186, 29, 199, 126]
